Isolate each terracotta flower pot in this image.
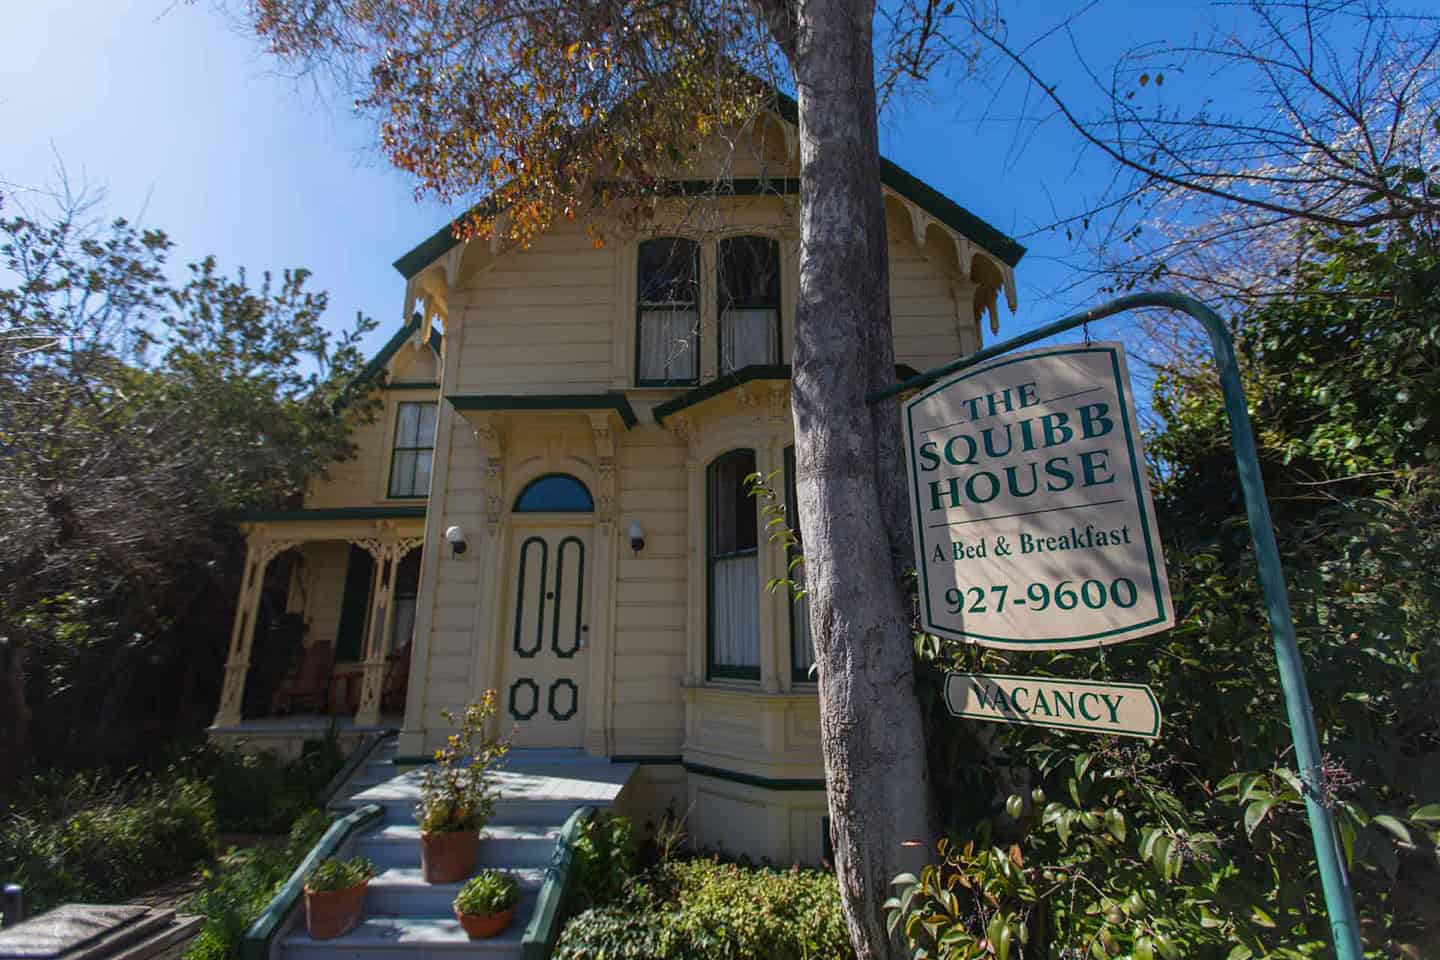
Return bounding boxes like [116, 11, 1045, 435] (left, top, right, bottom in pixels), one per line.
[304, 881, 368, 940]
[421, 828, 479, 883]
[455, 906, 515, 940]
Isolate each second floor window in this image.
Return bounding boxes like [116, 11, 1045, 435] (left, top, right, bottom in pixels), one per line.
[719, 236, 781, 374]
[637, 238, 700, 385]
[389, 401, 437, 498]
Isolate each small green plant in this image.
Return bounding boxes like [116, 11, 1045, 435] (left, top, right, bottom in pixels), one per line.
[305, 856, 377, 892]
[572, 812, 639, 909]
[415, 691, 511, 833]
[454, 870, 520, 916]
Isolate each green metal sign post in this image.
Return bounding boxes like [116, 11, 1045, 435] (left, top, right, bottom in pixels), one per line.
[869, 291, 1364, 960]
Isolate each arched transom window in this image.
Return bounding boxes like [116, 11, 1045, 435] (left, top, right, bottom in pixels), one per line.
[513, 474, 594, 513]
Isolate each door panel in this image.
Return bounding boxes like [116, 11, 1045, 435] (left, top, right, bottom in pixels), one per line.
[501, 527, 589, 747]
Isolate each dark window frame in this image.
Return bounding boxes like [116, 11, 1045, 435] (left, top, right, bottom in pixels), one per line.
[387, 401, 437, 499]
[717, 235, 783, 376]
[706, 448, 761, 682]
[784, 446, 816, 683]
[635, 237, 701, 387]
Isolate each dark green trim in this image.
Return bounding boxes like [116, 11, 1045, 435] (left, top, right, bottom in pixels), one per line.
[344, 317, 445, 400]
[509, 678, 540, 721]
[685, 761, 826, 792]
[548, 678, 579, 721]
[392, 137, 1024, 280]
[707, 449, 761, 683]
[513, 537, 547, 658]
[520, 806, 593, 960]
[768, 91, 1025, 267]
[552, 537, 585, 657]
[387, 381, 442, 391]
[230, 506, 428, 522]
[608, 754, 825, 791]
[447, 392, 639, 429]
[653, 364, 791, 425]
[239, 803, 384, 960]
[653, 364, 919, 426]
[392, 754, 435, 766]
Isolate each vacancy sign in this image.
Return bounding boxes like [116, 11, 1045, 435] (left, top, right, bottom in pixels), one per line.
[902, 342, 1173, 649]
[945, 673, 1162, 739]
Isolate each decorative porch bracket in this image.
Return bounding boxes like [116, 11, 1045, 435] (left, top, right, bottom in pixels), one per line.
[867, 291, 1363, 960]
[213, 537, 299, 727]
[352, 536, 424, 725]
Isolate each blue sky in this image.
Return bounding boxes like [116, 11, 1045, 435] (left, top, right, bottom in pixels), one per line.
[1, 0, 1228, 360]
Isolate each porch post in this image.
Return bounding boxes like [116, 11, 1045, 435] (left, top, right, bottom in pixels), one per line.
[355, 537, 421, 725]
[213, 534, 298, 727]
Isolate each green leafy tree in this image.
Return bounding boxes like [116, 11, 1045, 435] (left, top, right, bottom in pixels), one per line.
[0, 182, 379, 782]
[892, 227, 1440, 957]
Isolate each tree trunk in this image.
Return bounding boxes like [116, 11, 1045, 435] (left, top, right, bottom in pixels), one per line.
[789, 1, 937, 956]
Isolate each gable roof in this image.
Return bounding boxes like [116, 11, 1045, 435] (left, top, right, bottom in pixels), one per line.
[392, 98, 1025, 279]
[346, 315, 444, 396]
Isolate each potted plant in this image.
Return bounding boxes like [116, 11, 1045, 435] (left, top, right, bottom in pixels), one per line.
[452, 870, 521, 939]
[414, 690, 511, 883]
[303, 856, 377, 940]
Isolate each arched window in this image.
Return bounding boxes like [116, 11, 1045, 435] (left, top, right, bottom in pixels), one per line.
[718, 236, 781, 374]
[707, 449, 760, 680]
[514, 474, 594, 513]
[636, 237, 700, 385]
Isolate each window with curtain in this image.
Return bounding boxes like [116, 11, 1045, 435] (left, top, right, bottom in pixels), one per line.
[785, 446, 815, 681]
[718, 236, 781, 374]
[708, 449, 760, 680]
[637, 238, 700, 385]
[388, 401, 437, 498]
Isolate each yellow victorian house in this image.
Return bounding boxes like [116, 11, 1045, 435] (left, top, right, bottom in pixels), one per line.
[211, 114, 1024, 864]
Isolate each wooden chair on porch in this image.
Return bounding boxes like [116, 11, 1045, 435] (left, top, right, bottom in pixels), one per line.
[270, 640, 336, 715]
[381, 641, 412, 715]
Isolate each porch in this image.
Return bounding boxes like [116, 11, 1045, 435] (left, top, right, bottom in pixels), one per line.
[209, 509, 427, 749]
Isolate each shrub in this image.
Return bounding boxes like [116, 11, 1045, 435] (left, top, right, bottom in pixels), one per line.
[304, 856, 375, 892]
[0, 773, 216, 913]
[571, 811, 638, 909]
[186, 737, 345, 834]
[184, 810, 331, 960]
[555, 859, 854, 960]
[454, 870, 520, 916]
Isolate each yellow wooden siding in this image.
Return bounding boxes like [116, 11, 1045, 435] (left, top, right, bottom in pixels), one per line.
[609, 423, 689, 755]
[297, 541, 348, 648]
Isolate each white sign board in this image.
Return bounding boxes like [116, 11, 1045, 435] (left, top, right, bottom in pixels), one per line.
[945, 672, 1162, 739]
[902, 342, 1172, 649]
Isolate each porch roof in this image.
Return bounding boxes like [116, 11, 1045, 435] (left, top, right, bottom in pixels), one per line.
[231, 506, 428, 522]
[446, 392, 640, 429]
[651, 363, 921, 426]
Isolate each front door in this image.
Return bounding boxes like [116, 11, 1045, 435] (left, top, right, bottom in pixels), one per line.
[500, 526, 590, 747]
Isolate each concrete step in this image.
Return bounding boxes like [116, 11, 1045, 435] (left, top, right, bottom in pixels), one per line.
[365, 866, 545, 916]
[350, 761, 635, 825]
[280, 914, 526, 960]
[354, 824, 560, 870]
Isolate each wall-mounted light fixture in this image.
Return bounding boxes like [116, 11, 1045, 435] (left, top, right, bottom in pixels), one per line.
[627, 520, 646, 554]
[444, 524, 468, 557]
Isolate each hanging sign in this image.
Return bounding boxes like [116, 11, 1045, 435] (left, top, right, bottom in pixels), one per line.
[902, 342, 1172, 649]
[945, 672, 1162, 739]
